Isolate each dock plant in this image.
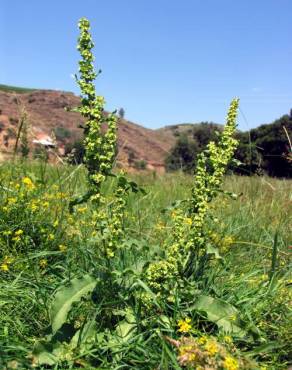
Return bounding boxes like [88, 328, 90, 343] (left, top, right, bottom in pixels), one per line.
[146, 99, 240, 297]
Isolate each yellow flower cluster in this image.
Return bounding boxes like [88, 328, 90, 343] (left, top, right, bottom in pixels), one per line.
[210, 232, 235, 253]
[177, 317, 192, 333]
[22, 177, 35, 190]
[223, 356, 239, 370]
[12, 229, 24, 243]
[0, 256, 14, 272]
[167, 335, 257, 369]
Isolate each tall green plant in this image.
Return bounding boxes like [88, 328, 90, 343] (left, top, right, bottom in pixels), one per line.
[70, 18, 118, 208]
[71, 18, 143, 259]
[146, 99, 240, 296]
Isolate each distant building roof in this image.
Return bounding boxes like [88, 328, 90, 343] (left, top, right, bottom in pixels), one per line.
[33, 134, 56, 147]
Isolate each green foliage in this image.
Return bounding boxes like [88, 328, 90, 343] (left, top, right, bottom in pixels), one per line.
[134, 159, 147, 170]
[50, 275, 96, 334]
[0, 18, 291, 370]
[0, 84, 37, 94]
[193, 122, 221, 148]
[250, 115, 292, 178]
[167, 117, 292, 178]
[17, 107, 30, 158]
[192, 295, 245, 336]
[165, 134, 198, 172]
[118, 107, 125, 119]
[20, 123, 30, 158]
[53, 126, 71, 142]
[65, 140, 85, 164]
[146, 99, 240, 295]
[33, 145, 49, 161]
[0, 163, 291, 369]
[75, 17, 117, 191]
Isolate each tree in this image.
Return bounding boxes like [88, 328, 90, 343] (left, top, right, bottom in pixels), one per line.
[165, 135, 199, 172]
[166, 116, 292, 178]
[118, 108, 125, 119]
[53, 126, 71, 142]
[65, 140, 85, 164]
[233, 132, 262, 175]
[193, 122, 221, 150]
[251, 115, 292, 177]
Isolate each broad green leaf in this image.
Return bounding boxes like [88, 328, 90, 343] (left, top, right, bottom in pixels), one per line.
[192, 295, 246, 337]
[32, 341, 61, 366]
[116, 309, 136, 342]
[70, 318, 97, 350]
[51, 275, 96, 334]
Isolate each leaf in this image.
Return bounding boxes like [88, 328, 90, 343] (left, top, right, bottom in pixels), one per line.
[116, 309, 136, 342]
[206, 244, 222, 259]
[70, 318, 97, 349]
[247, 341, 284, 355]
[50, 275, 96, 334]
[32, 341, 61, 366]
[192, 295, 246, 337]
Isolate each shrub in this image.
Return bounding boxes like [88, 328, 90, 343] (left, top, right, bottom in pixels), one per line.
[134, 159, 147, 170]
[53, 126, 71, 142]
[165, 134, 199, 172]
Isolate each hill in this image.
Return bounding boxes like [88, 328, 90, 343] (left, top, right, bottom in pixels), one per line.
[0, 87, 175, 172]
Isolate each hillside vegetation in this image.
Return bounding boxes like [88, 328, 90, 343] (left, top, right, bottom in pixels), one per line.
[165, 119, 292, 177]
[0, 84, 37, 94]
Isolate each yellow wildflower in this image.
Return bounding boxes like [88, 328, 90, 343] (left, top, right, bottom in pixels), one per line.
[59, 244, 67, 252]
[223, 335, 232, 344]
[184, 217, 192, 226]
[178, 318, 192, 333]
[48, 234, 55, 240]
[106, 249, 114, 258]
[223, 356, 239, 370]
[204, 339, 218, 356]
[22, 177, 35, 190]
[8, 197, 17, 205]
[198, 335, 207, 345]
[30, 202, 38, 212]
[1, 263, 9, 272]
[2, 206, 8, 212]
[230, 314, 237, 322]
[15, 229, 24, 236]
[53, 220, 59, 227]
[39, 259, 47, 268]
[155, 221, 165, 230]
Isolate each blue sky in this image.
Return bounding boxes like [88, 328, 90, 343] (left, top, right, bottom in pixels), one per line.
[1, 0, 291, 130]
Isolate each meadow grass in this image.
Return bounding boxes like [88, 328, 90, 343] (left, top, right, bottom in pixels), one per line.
[0, 161, 291, 369]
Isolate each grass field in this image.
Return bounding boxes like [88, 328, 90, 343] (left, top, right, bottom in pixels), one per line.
[0, 160, 291, 369]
